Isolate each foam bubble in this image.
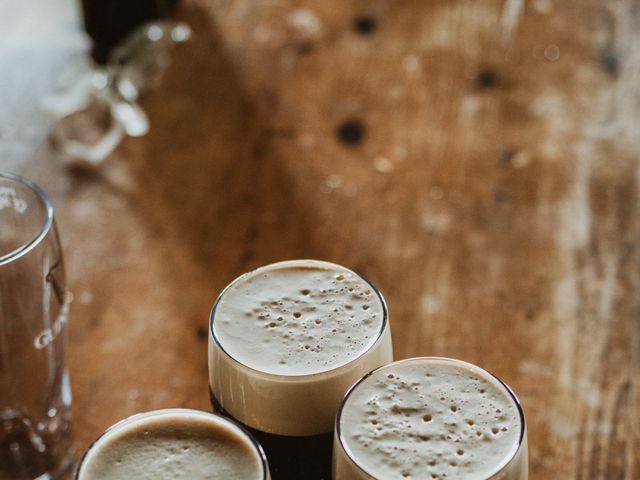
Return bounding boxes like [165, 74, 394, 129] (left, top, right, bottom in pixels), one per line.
[336, 358, 526, 480]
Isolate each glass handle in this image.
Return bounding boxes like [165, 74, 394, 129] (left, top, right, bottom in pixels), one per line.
[45, 20, 191, 166]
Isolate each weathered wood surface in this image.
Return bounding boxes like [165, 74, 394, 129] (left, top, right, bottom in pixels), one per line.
[1, 0, 639, 478]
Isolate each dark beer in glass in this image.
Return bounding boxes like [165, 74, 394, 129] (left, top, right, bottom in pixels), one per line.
[80, 0, 178, 64]
[75, 409, 270, 479]
[209, 260, 393, 479]
[334, 357, 528, 480]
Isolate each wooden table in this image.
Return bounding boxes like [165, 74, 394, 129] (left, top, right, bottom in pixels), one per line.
[2, 0, 639, 478]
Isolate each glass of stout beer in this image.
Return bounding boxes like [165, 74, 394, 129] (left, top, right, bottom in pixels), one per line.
[209, 260, 393, 480]
[334, 357, 528, 480]
[74, 408, 270, 479]
[80, 0, 179, 65]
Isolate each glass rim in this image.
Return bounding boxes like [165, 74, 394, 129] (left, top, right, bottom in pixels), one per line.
[0, 172, 54, 267]
[334, 356, 527, 480]
[209, 259, 389, 380]
[73, 408, 270, 480]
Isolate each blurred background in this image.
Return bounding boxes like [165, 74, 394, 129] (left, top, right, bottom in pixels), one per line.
[1, 0, 639, 478]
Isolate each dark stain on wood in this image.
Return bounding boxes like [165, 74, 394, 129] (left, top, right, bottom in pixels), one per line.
[195, 326, 208, 342]
[599, 49, 620, 76]
[352, 16, 377, 35]
[476, 69, 499, 90]
[336, 119, 365, 147]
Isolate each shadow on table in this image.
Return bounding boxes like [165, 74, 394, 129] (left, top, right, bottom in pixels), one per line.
[121, 2, 320, 282]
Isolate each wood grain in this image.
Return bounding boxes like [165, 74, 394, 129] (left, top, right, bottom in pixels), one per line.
[1, 0, 639, 478]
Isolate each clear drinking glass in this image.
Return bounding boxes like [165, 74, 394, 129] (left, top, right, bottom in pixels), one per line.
[0, 173, 73, 479]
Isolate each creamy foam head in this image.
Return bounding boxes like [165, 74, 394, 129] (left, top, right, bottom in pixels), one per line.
[209, 260, 393, 436]
[335, 358, 527, 480]
[213, 260, 384, 375]
[76, 409, 267, 480]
